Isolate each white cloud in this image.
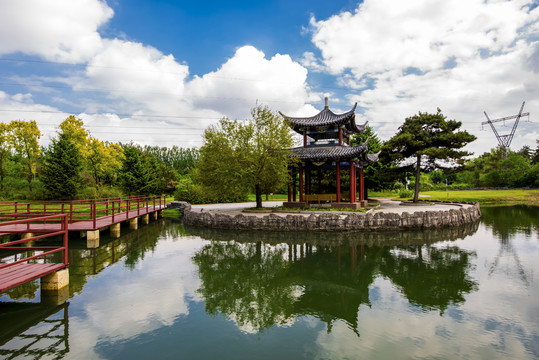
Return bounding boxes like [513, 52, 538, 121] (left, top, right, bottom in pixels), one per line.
[187, 46, 313, 119]
[309, 0, 539, 154]
[0, 91, 69, 144]
[0, 0, 113, 63]
[83, 39, 190, 114]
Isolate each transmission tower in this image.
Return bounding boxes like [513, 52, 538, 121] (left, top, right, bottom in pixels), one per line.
[482, 102, 529, 149]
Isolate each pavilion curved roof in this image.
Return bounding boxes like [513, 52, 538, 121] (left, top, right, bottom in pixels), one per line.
[288, 144, 369, 162]
[279, 103, 366, 138]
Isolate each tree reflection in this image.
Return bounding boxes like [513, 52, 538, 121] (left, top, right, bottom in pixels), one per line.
[378, 245, 478, 313]
[192, 228, 479, 334]
[289, 245, 381, 334]
[481, 206, 536, 287]
[481, 205, 539, 240]
[193, 241, 297, 333]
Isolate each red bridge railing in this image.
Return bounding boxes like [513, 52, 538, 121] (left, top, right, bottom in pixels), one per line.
[0, 214, 69, 271]
[0, 195, 166, 231]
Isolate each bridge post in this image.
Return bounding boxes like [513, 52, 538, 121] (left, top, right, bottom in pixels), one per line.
[110, 223, 121, 238]
[129, 217, 138, 230]
[41, 269, 69, 291]
[87, 230, 99, 248]
[142, 214, 149, 224]
[21, 232, 34, 240]
[152, 211, 158, 220]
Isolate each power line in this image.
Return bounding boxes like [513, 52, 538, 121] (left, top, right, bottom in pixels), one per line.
[0, 57, 361, 92]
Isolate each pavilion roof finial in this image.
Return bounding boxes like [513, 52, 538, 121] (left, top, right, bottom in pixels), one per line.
[325, 96, 329, 109]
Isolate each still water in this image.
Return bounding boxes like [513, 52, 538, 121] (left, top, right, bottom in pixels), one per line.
[1, 206, 538, 359]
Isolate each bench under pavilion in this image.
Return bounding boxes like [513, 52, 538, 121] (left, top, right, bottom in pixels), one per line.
[280, 98, 378, 209]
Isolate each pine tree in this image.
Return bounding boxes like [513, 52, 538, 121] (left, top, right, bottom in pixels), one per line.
[41, 132, 83, 200]
[119, 146, 149, 195]
[383, 109, 476, 202]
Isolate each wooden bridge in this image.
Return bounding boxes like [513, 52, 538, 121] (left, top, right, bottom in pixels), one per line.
[0, 214, 69, 294]
[0, 195, 166, 295]
[0, 195, 166, 242]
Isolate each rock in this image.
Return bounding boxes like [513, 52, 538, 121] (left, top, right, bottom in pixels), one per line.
[166, 201, 191, 213]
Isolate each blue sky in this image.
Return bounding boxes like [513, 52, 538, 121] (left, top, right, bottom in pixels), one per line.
[0, 0, 538, 153]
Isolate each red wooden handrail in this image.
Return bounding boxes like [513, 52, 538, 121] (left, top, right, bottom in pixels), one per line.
[0, 195, 167, 230]
[0, 214, 69, 269]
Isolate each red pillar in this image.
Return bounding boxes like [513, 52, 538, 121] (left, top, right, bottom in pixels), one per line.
[292, 168, 297, 201]
[339, 128, 343, 146]
[299, 165, 304, 202]
[359, 167, 365, 201]
[350, 162, 356, 203]
[287, 168, 292, 202]
[303, 132, 307, 147]
[336, 162, 341, 203]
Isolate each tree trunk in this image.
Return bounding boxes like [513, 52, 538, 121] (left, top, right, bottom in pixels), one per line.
[255, 183, 263, 208]
[414, 154, 421, 202]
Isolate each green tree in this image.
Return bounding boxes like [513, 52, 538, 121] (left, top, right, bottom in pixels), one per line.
[350, 125, 395, 192]
[119, 145, 149, 195]
[86, 138, 124, 187]
[531, 140, 539, 165]
[10, 120, 42, 192]
[197, 104, 293, 207]
[0, 122, 12, 192]
[58, 115, 90, 155]
[41, 132, 83, 199]
[383, 109, 476, 202]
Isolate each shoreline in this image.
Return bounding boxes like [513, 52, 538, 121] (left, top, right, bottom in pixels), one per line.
[178, 199, 482, 232]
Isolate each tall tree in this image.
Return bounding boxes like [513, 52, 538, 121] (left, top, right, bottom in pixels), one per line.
[0, 122, 12, 191]
[350, 125, 395, 192]
[86, 138, 125, 187]
[197, 104, 293, 207]
[58, 115, 90, 155]
[119, 145, 149, 195]
[41, 132, 83, 199]
[383, 109, 476, 202]
[10, 120, 41, 192]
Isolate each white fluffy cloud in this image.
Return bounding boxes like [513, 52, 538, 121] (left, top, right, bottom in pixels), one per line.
[0, 0, 113, 63]
[187, 46, 314, 119]
[0, 0, 314, 147]
[308, 0, 539, 154]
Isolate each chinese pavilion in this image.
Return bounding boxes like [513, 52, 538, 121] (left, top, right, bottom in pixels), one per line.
[280, 98, 378, 209]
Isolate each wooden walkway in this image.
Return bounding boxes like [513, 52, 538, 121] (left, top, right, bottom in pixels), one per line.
[0, 204, 165, 235]
[0, 263, 66, 293]
[0, 195, 166, 235]
[1, 197, 166, 294]
[1, 214, 69, 294]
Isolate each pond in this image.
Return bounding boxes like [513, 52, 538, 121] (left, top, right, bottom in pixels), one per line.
[1, 206, 538, 359]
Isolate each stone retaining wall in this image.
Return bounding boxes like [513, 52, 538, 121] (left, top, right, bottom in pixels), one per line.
[183, 202, 481, 232]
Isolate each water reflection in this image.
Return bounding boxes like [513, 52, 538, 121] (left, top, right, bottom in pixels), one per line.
[0, 302, 69, 359]
[190, 223, 479, 334]
[0, 207, 537, 359]
[481, 206, 535, 288]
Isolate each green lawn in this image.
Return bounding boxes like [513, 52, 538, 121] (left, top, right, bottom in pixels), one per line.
[247, 194, 289, 201]
[369, 189, 539, 205]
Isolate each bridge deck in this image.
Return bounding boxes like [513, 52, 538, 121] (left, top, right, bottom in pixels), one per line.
[0, 263, 66, 293]
[0, 204, 165, 234]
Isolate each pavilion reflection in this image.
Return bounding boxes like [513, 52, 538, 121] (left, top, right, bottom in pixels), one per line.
[188, 223, 479, 335]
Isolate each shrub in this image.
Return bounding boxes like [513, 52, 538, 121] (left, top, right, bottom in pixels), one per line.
[399, 189, 414, 198]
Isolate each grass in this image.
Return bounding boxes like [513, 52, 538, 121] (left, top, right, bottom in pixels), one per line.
[247, 194, 289, 201]
[250, 206, 369, 213]
[369, 189, 539, 205]
[161, 208, 182, 218]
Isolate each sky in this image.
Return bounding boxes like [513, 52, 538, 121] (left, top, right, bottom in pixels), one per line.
[0, 0, 538, 155]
